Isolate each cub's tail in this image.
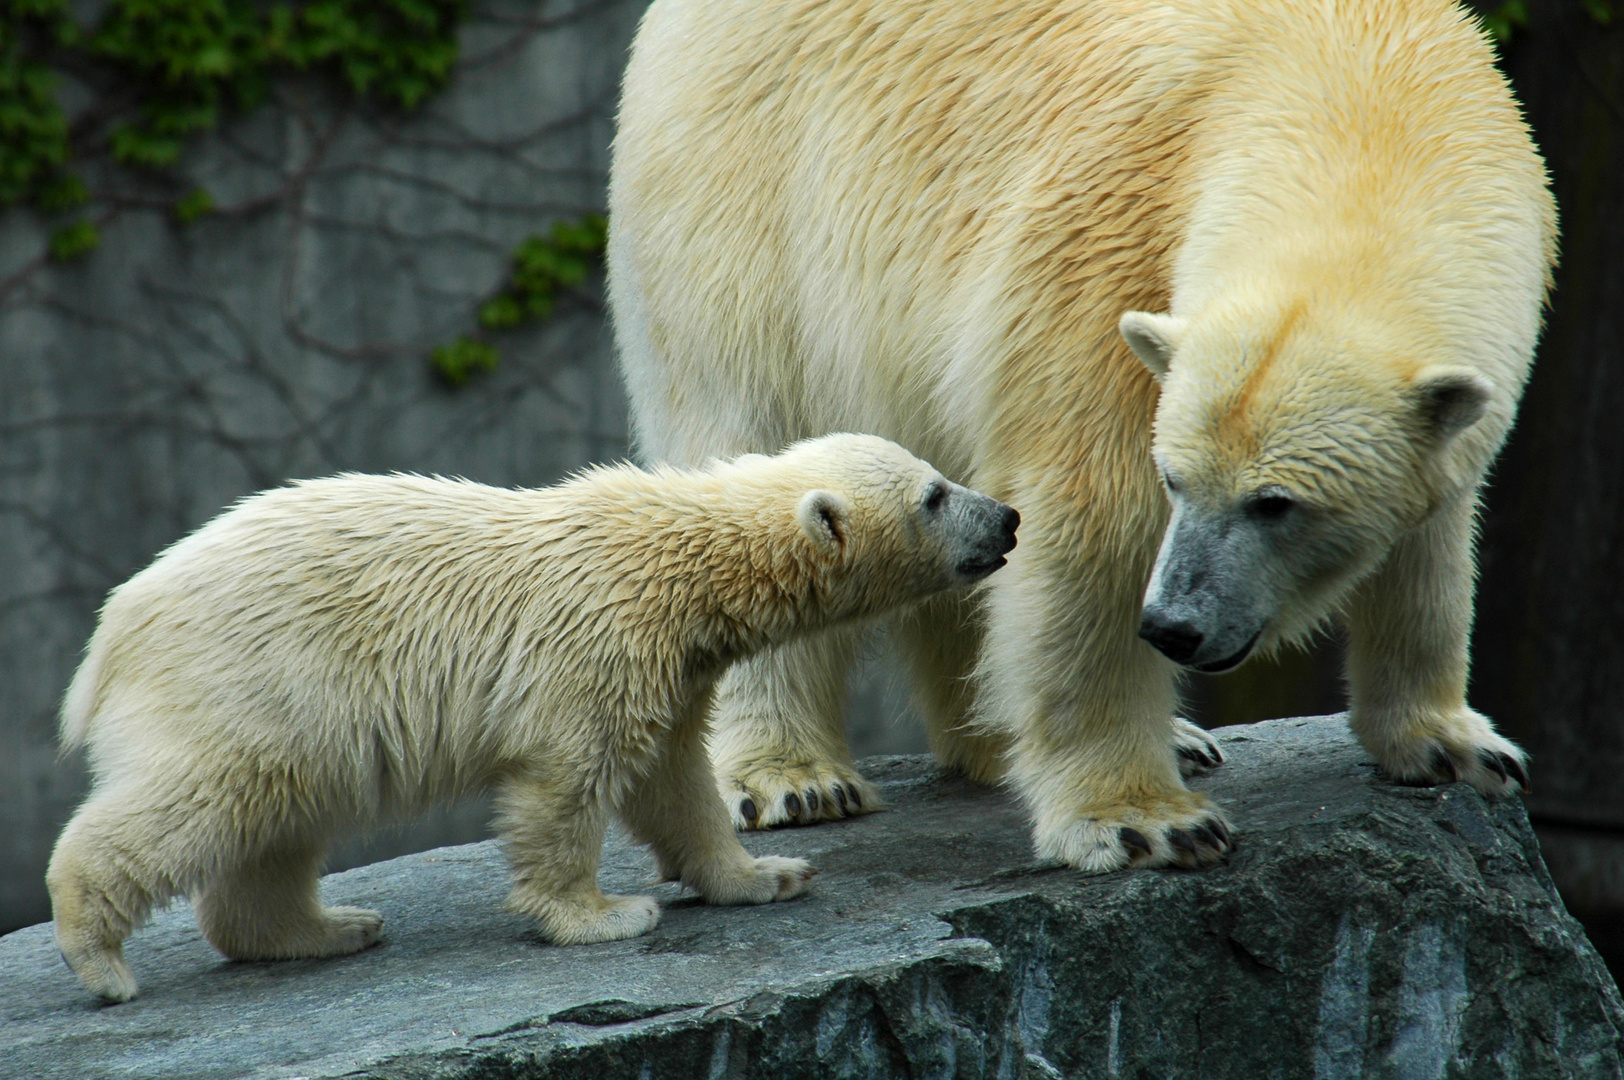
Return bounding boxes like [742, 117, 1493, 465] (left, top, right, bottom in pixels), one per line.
[59, 639, 105, 751]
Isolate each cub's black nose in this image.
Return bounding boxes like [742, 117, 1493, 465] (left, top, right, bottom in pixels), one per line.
[999, 505, 1020, 553]
[1139, 609, 1203, 665]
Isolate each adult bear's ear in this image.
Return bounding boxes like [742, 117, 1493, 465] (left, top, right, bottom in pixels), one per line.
[1119, 311, 1186, 381]
[797, 490, 849, 552]
[1411, 366, 1494, 440]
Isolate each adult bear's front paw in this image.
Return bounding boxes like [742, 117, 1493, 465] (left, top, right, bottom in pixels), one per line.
[715, 756, 882, 830]
[1363, 707, 1530, 797]
[1033, 794, 1234, 872]
[1172, 718, 1225, 777]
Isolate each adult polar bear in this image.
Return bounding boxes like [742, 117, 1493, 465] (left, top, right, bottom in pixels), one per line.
[608, 0, 1556, 869]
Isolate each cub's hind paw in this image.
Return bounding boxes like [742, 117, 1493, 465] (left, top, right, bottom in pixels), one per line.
[1173, 718, 1224, 777]
[717, 759, 880, 830]
[59, 942, 138, 1003]
[1037, 799, 1235, 872]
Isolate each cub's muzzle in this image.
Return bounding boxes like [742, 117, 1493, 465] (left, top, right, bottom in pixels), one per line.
[952, 489, 1020, 581]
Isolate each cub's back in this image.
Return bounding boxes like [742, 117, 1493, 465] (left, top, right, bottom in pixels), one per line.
[68, 476, 589, 787]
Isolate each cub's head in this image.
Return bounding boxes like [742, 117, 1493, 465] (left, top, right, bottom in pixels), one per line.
[1119, 295, 1505, 672]
[759, 434, 1019, 618]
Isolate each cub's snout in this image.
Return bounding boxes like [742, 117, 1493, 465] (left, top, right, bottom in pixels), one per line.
[941, 484, 1019, 582]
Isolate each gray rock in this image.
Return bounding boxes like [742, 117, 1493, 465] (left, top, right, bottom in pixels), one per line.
[2, 716, 1620, 1079]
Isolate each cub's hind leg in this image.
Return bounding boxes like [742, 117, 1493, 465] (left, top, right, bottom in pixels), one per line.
[193, 838, 383, 963]
[497, 768, 660, 944]
[47, 795, 181, 1003]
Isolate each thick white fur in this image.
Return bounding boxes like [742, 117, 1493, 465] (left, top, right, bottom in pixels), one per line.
[49, 434, 994, 1002]
[608, 0, 1556, 861]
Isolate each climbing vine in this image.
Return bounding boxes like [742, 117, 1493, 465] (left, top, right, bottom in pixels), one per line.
[432, 212, 607, 387]
[0, 0, 466, 257]
[0, 0, 608, 386]
[1480, 0, 1615, 48]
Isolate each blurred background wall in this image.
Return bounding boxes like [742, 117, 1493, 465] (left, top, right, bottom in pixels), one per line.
[1, 0, 1617, 972]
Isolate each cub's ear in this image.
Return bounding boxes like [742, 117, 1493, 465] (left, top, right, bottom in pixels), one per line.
[1118, 311, 1186, 381]
[797, 490, 849, 552]
[1412, 366, 1494, 440]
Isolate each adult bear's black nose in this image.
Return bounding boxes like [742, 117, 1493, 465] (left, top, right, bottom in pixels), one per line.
[1139, 608, 1203, 665]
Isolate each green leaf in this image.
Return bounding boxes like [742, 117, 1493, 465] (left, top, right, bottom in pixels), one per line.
[477, 293, 524, 330]
[1481, 1, 1529, 47]
[1582, 0, 1613, 26]
[49, 218, 100, 261]
[109, 123, 183, 167]
[522, 291, 554, 319]
[33, 172, 89, 211]
[430, 336, 498, 387]
[174, 186, 213, 223]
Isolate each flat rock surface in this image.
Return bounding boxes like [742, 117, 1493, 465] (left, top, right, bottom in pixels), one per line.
[3, 716, 1621, 1079]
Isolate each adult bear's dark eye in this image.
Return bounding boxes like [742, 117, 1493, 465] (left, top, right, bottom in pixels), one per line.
[923, 482, 947, 514]
[1247, 488, 1295, 521]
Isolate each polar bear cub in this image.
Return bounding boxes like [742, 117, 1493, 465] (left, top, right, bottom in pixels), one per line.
[48, 433, 1019, 1002]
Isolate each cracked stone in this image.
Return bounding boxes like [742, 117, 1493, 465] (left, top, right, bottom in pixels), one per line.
[2, 715, 1620, 1078]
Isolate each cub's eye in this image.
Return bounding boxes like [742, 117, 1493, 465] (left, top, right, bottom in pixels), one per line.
[1161, 470, 1181, 494]
[1246, 488, 1296, 521]
[923, 482, 947, 514]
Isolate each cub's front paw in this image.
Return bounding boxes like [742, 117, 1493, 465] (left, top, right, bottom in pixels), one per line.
[1035, 795, 1234, 873]
[516, 892, 661, 945]
[1172, 718, 1224, 777]
[318, 906, 386, 956]
[1370, 711, 1530, 797]
[703, 855, 818, 905]
[715, 757, 880, 830]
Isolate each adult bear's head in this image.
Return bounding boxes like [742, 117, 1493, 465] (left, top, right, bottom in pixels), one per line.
[1118, 293, 1504, 673]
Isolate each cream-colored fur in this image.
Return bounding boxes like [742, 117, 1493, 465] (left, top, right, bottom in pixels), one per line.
[608, 0, 1556, 863]
[49, 434, 1016, 1001]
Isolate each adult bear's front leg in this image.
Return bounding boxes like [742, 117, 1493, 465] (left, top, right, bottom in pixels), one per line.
[979, 541, 1234, 872]
[1345, 493, 1529, 797]
[708, 623, 881, 829]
